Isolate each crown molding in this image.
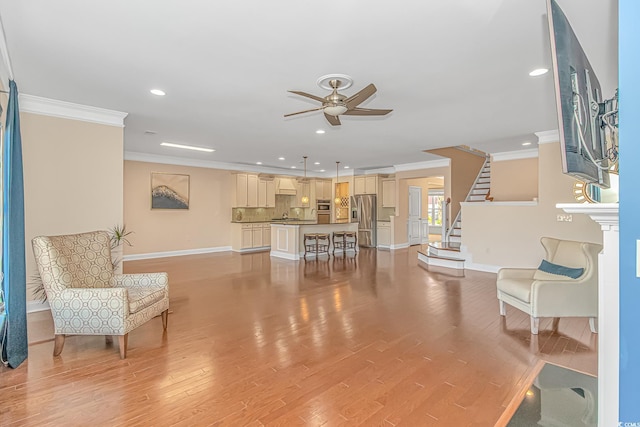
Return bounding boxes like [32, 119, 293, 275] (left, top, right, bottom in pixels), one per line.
[19, 94, 128, 127]
[535, 129, 559, 144]
[124, 151, 330, 177]
[393, 158, 450, 172]
[491, 148, 539, 162]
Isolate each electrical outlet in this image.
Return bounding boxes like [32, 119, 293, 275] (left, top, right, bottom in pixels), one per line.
[556, 214, 573, 222]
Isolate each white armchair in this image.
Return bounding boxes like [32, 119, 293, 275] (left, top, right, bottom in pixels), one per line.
[496, 237, 602, 334]
[32, 230, 169, 358]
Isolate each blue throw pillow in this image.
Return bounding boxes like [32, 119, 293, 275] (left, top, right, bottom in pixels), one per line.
[537, 259, 584, 279]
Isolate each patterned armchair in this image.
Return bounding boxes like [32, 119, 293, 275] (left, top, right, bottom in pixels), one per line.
[32, 230, 169, 358]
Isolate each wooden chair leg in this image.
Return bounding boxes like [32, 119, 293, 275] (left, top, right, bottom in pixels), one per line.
[53, 334, 65, 356]
[105, 335, 113, 344]
[161, 309, 169, 330]
[552, 317, 560, 332]
[499, 300, 506, 316]
[118, 334, 128, 359]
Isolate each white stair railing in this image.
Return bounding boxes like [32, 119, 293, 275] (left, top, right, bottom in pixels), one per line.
[445, 155, 490, 242]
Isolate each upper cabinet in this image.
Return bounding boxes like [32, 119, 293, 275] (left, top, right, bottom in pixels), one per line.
[235, 173, 274, 207]
[354, 175, 378, 195]
[314, 179, 332, 200]
[258, 178, 276, 207]
[381, 179, 396, 207]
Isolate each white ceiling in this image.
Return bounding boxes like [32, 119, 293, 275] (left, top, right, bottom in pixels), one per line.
[0, 0, 618, 176]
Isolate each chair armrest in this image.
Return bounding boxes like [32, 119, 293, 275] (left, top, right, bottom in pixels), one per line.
[497, 268, 536, 280]
[113, 272, 169, 290]
[57, 287, 128, 317]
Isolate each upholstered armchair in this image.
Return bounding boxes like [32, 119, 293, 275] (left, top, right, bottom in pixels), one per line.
[32, 230, 169, 358]
[496, 237, 602, 334]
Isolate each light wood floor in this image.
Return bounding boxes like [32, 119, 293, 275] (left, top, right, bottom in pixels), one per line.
[1, 247, 597, 426]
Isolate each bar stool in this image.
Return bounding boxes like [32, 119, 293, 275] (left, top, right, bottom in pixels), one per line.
[304, 233, 330, 260]
[333, 231, 358, 256]
[344, 231, 358, 254]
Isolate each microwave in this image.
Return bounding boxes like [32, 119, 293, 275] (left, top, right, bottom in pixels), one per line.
[317, 200, 331, 211]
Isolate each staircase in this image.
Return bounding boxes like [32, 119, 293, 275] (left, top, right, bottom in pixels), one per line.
[418, 156, 491, 271]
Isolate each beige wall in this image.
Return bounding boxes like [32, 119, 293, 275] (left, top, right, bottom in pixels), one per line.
[394, 166, 451, 246]
[123, 161, 233, 255]
[22, 113, 124, 299]
[462, 142, 602, 269]
[491, 157, 538, 201]
[427, 148, 486, 220]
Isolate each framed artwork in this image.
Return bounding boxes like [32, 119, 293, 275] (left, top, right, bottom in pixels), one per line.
[151, 173, 190, 209]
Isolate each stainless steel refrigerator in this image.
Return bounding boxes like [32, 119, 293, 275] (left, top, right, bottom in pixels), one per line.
[351, 195, 377, 247]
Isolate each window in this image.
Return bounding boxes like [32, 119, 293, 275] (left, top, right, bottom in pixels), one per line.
[427, 190, 444, 226]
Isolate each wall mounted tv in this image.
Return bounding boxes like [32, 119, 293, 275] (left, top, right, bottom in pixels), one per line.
[547, 0, 612, 189]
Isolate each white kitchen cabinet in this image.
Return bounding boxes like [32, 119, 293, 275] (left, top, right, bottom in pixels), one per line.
[377, 221, 391, 247]
[233, 223, 271, 251]
[241, 224, 253, 249]
[315, 180, 332, 200]
[258, 178, 276, 207]
[252, 223, 263, 248]
[262, 224, 271, 247]
[354, 175, 378, 195]
[235, 173, 260, 207]
[382, 179, 396, 207]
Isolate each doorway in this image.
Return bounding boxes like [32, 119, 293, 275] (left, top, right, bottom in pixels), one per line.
[408, 186, 422, 246]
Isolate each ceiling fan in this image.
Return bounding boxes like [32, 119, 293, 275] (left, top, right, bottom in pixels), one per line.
[284, 77, 392, 126]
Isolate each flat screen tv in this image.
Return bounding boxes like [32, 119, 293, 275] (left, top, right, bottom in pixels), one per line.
[547, 0, 610, 188]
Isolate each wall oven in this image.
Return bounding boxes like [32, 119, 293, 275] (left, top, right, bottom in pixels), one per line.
[317, 200, 331, 211]
[317, 200, 331, 224]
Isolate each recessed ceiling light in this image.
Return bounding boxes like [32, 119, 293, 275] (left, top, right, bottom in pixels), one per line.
[256, 161, 263, 165]
[150, 89, 166, 96]
[291, 166, 296, 169]
[160, 142, 214, 152]
[522, 142, 532, 146]
[319, 169, 326, 172]
[344, 166, 350, 169]
[278, 157, 285, 161]
[316, 129, 325, 134]
[529, 68, 548, 77]
[314, 162, 320, 165]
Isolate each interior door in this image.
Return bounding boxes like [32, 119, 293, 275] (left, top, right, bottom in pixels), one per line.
[408, 186, 422, 246]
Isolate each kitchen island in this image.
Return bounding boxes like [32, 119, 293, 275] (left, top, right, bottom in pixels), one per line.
[270, 221, 358, 260]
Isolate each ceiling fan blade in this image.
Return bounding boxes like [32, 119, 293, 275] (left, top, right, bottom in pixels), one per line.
[343, 107, 393, 116]
[345, 84, 377, 109]
[284, 107, 325, 117]
[324, 113, 341, 126]
[288, 90, 326, 103]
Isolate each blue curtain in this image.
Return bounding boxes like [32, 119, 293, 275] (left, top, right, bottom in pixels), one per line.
[1, 80, 27, 368]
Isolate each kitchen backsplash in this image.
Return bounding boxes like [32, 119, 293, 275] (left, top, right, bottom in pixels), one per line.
[232, 195, 314, 222]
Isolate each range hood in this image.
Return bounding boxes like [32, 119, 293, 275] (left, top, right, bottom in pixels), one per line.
[276, 178, 296, 195]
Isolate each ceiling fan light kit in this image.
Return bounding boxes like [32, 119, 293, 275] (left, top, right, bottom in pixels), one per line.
[285, 74, 393, 126]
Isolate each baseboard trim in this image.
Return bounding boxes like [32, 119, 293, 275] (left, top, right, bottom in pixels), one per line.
[27, 300, 50, 314]
[390, 243, 410, 250]
[270, 250, 300, 261]
[464, 261, 501, 273]
[124, 246, 232, 261]
[231, 247, 270, 254]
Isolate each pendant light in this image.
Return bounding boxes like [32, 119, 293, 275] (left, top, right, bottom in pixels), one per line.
[301, 156, 309, 205]
[334, 161, 341, 205]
